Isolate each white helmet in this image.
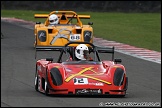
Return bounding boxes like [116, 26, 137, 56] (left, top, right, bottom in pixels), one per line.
[75, 44, 89, 60]
[49, 14, 59, 25]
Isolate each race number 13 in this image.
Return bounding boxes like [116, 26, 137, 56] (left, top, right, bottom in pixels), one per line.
[74, 78, 88, 84]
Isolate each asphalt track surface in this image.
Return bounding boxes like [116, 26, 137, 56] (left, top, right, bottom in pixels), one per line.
[1, 20, 161, 107]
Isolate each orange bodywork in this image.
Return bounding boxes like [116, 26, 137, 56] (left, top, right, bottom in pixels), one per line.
[34, 11, 93, 47]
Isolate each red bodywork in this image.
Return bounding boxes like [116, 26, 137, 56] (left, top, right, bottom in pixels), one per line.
[35, 59, 128, 96]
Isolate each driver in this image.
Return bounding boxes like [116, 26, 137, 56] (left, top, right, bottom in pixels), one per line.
[74, 44, 92, 61]
[49, 14, 59, 25]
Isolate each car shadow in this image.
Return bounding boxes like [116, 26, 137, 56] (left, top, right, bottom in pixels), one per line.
[46, 94, 127, 98]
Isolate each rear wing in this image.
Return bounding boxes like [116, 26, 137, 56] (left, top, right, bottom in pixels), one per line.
[35, 42, 115, 62]
[35, 46, 63, 59]
[96, 46, 115, 61]
[34, 14, 90, 19]
[95, 46, 121, 63]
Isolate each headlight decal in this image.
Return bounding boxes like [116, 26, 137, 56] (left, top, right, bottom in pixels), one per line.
[84, 31, 92, 42]
[50, 68, 63, 86]
[38, 30, 46, 42]
[113, 68, 124, 86]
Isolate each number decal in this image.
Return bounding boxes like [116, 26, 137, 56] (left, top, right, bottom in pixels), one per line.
[70, 34, 80, 41]
[74, 78, 88, 85]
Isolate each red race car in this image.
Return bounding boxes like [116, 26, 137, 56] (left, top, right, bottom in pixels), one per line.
[34, 42, 128, 97]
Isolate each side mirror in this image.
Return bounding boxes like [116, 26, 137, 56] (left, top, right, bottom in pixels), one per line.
[114, 59, 122, 64]
[88, 22, 93, 25]
[46, 58, 53, 62]
[36, 22, 41, 24]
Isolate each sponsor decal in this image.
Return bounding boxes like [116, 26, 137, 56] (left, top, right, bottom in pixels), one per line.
[65, 68, 72, 72]
[88, 82, 104, 86]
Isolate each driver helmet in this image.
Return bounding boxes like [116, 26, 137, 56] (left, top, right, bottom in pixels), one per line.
[75, 44, 89, 60]
[49, 14, 59, 25]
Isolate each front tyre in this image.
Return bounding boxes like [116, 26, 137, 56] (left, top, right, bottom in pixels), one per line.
[34, 69, 38, 91]
[45, 72, 50, 96]
[35, 66, 41, 92]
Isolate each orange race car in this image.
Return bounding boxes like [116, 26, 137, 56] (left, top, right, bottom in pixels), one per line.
[34, 11, 93, 47]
